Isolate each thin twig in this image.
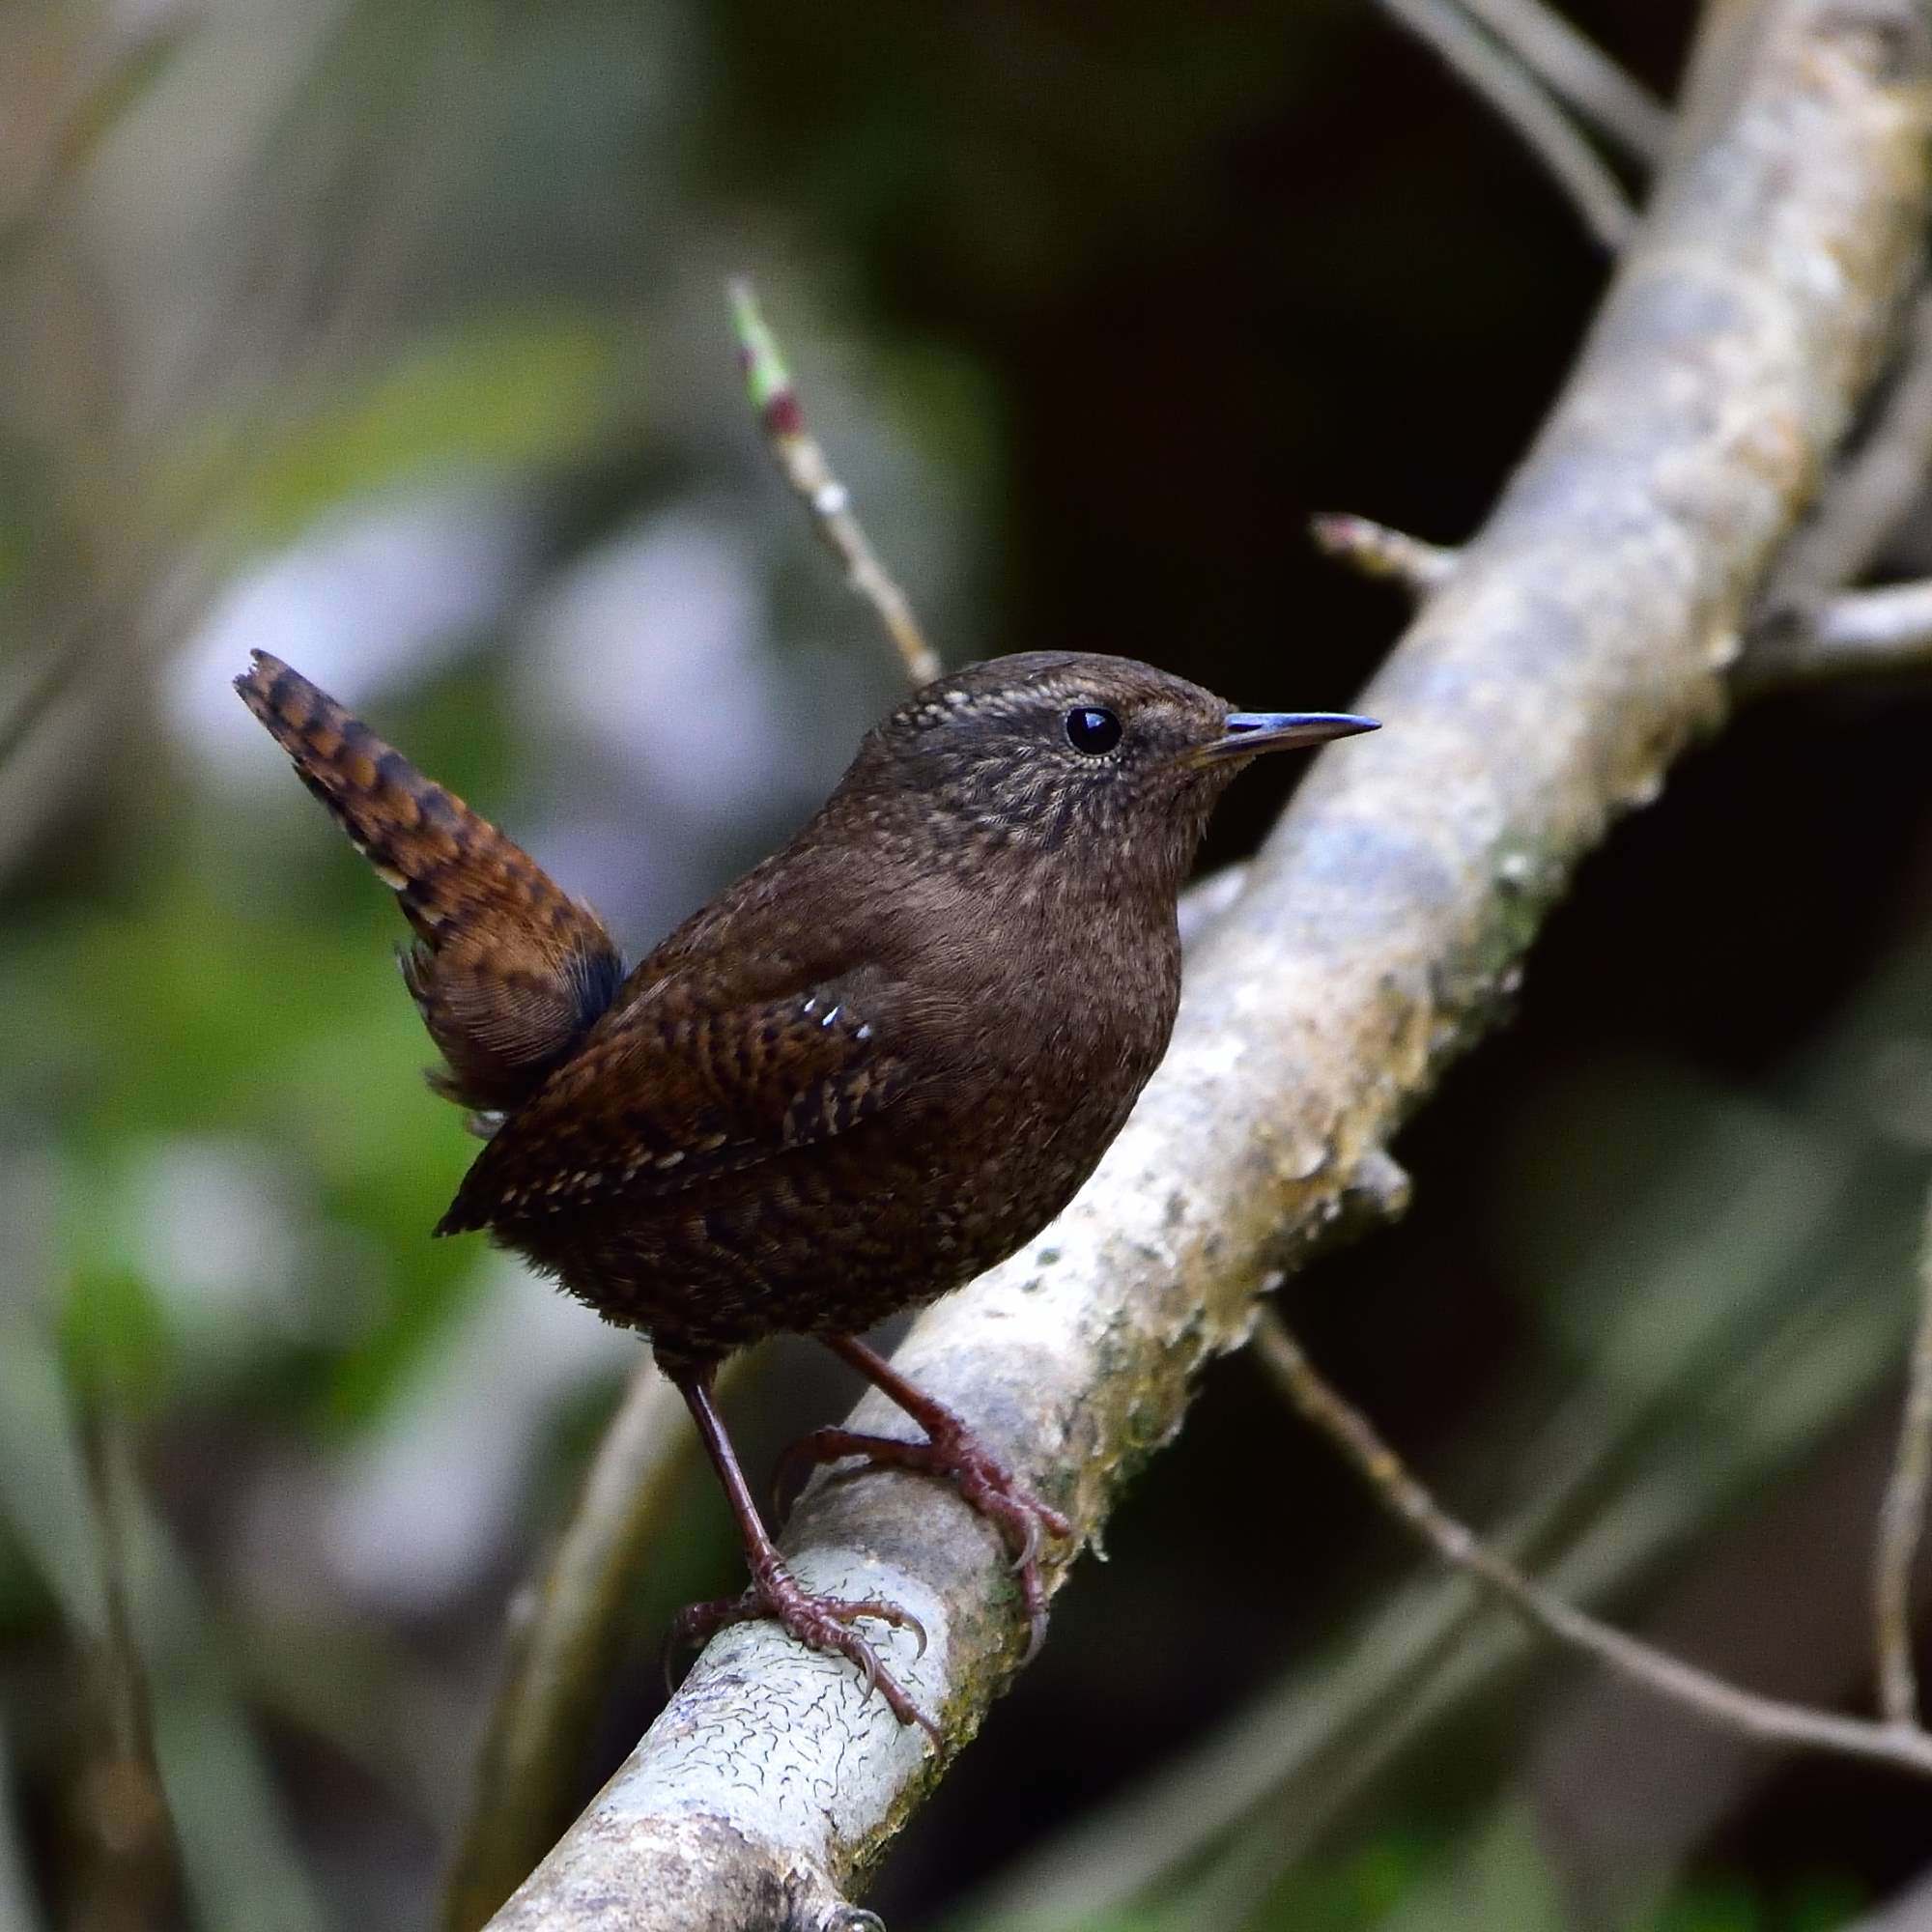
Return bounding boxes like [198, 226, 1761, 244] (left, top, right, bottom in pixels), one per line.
[1370, 0, 1635, 252]
[1453, 0, 1669, 163]
[1875, 1199, 1932, 1727]
[0, 578, 149, 775]
[960, 1099, 1893, 1924]
[1310, 508, 1932, 694]
[1820, 581, 1932, 661]
[1763, 285, 1932, 617]
[1737, 580, 1932, 693]
[1256, 1310, 1932, 1777]
[728, 279, 941, 688]
[0, 0, 198, 241]
[1309, 512, 1457, 598]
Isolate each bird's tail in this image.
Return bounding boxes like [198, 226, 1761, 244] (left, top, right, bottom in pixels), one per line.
[235, 650, 625, 1117]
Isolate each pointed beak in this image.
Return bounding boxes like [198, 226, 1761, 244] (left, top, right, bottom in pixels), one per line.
[1183, 710, 1380, 768]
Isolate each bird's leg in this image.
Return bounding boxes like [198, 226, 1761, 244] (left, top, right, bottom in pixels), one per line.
[779, 1334, 1073, 1662]
[664, 1357, 940, 1745]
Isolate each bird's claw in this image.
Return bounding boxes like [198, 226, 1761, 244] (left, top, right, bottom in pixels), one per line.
[777, 1421, 1072, 1663]
[1007, 1504, 1043, 1577]
[666, 1564, 940, 1747]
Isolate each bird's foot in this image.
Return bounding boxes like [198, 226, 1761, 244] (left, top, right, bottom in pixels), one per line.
[668, 1561, 940, 1746]
[778, 1417, 1072, 1662]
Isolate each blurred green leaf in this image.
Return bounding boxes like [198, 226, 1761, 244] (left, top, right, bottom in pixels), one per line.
[1638, 1870, 1862, 1932]
[0, 1323, 105, 1638]
[175, 309, 625, 551]
[1, 832, 485, 1434]
[155, 1687, 327, 1932]
[1371, 1804, 1566, 1932]
[59, 1262, 175, 1410]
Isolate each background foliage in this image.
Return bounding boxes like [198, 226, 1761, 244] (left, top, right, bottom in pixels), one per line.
[4, 2, 1931, 1928]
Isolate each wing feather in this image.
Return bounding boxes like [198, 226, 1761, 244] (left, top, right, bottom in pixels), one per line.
[436, 974, 915, 1235]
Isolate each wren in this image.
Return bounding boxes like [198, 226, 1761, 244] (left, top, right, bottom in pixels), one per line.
[236, 647, 1376, 1735]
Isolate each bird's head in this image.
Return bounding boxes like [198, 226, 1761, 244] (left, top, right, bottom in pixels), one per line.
[838, 651, 1377, 901]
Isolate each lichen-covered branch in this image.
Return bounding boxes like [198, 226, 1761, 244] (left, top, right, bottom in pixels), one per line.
[488, 4, 1932, 1923]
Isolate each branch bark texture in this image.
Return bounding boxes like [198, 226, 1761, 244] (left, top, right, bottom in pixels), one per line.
[490, 4, 1932, 1923]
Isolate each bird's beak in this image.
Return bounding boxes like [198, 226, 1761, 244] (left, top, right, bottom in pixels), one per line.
[1182, 710, 1380, 768]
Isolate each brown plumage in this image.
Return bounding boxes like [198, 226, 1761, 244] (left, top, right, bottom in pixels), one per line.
[238, 645, 1376, 1736]
[235, 652, 623, 1115]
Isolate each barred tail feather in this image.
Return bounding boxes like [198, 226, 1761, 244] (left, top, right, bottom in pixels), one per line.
[235, 650, 624, 1114]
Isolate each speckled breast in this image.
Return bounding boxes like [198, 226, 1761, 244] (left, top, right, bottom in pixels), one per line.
[515, 1051, 1155, 1361]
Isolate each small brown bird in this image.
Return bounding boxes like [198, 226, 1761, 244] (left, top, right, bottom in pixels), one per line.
[236, 646, 1375, 1736]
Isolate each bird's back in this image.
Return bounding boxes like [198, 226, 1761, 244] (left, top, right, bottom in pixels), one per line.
[444, 773, 1183, 1354]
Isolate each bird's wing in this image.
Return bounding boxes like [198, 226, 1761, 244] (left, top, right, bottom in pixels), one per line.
[435, 971, 920, 1235]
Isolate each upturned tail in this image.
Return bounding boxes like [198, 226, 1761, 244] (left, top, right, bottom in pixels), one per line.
[235, 650, 624, 1116]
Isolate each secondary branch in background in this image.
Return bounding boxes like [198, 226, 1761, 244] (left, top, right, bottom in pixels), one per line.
[1308, 512, 1457, 597]
[728, 278, 941, 688]
[1739, 579, 1932, 691]
[1763, 286, 1932, 617]
[1369, 0, 1635, 252]
[1255, 1311, 1932, 1778]
[1453, 0, 1669, 162]
[1313, 513, 1932, 695]
[1874, 1203, 1932, 1729]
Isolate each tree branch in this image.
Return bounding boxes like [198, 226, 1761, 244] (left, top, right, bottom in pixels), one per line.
[1257, 1311, 1932, 1777]
[1369, 0, 1636, 251]
[1452, 0, 1670, 163]
[1737, 576, 1932, 690]
[1763, 283, 1932, 614]
[1308, 511, 1458, 597]
[487, 4, 1932, 1922]
[1317, 529, 1932, 694]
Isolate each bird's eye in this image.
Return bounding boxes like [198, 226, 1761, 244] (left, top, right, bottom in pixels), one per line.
[1064, 706, 1122, 755]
